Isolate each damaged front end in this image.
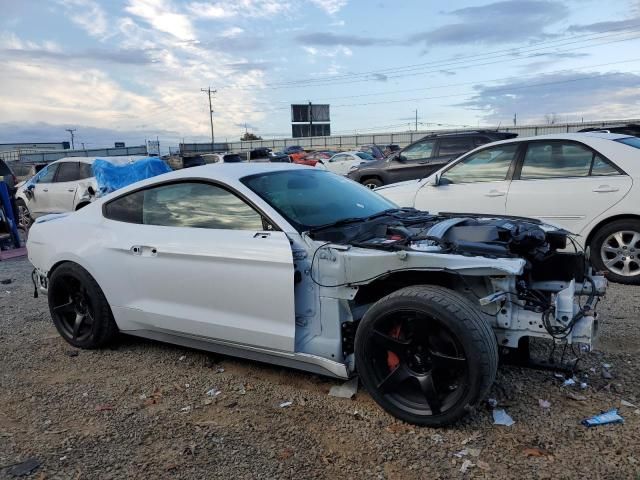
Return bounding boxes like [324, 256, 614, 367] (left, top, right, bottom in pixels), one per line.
[308, 208, 606, 352]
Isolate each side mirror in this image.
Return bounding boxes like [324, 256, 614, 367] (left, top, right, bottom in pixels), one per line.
[87, 186, 96, 196]
[428, 174, 441, 186]
[396, 155, 407, 162]
[27, 184, 35, 190]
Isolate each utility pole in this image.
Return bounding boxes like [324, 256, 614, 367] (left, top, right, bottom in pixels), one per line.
[308, 101, 313, 137]
[65, 128, 77, 149]
[201, 87, 216, 150]
[513, 113, 517, 126]
[415, 109, 418, 132]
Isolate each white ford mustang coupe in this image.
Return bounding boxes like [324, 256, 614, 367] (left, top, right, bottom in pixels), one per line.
[28, 163, 605, 426]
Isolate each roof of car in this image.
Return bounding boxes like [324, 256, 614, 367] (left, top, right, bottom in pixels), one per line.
[51, 155, 148, 165]
[480, 132, 633, 147]
[170, 162, 309, 181]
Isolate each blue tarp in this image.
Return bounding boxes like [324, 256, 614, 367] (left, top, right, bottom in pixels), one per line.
[93, 157, 171, 195]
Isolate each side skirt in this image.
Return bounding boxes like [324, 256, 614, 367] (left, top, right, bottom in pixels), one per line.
[124, 329, 350, 379]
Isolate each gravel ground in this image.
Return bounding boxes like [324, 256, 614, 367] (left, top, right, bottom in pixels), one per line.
[1, 257, 639, 479]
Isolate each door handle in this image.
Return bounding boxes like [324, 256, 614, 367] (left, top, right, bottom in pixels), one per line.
[254, 232, 271, 239]
[130, 245, 157, 256]
[593, 185, 619, 193]
[484, 190, 506, 197]
[43, 189, 48, 192]
[67, 189, 75, 192]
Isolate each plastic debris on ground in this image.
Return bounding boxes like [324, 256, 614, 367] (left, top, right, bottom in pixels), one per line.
[180, 406, 191, 413]
[493, 409, 515, 426]
[460, 460, 474, 473]
[602, 363, 613, 369]
[279, 401, 293, 408]
[620, 399, 637, 408]
[206, 388, 221, 397]
[581, 409, 624, 427]
[179, 356, 186, 361]
[562, 378, 576, 387]
[567, 392, 587, 401]
[486, 398, 498, 408]
[602, 369, 613, 379]
[539, 399, 551, 409]
[93, 157, 171, 196]
[7, 458, 41, 477]
[328, 377, 358, 399]
[477, 460, 490, 471]
[580, 382, 588, 390]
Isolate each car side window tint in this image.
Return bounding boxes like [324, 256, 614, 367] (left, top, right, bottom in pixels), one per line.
[104, 190, 144, 223]
[438, 138, 472, 156]
[78, 163, 94, 179]
[142, 183, 264, 230]
[591, 155, 620, 176]
[441, 144, 518, 184]
[55, 162, 80, 182]
[402, 140, 435, 161]
[38, 164, 59, 183]
[520, 142, 592, 179]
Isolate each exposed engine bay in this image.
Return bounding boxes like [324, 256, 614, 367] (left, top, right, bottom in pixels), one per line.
[302, 208, 606, 356]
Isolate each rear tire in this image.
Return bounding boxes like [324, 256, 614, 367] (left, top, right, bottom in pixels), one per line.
[590, 219, 640, 285]
[362, 177, 383, 189]
[355, 285, 497, 427]
[15, 199, 32, 230]
[48, 263, 119, 349]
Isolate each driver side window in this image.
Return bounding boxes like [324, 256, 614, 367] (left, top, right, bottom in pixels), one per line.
[402, 140, 436, 161]
[37, 164, 59, 183]
[441, 144, 518, 184]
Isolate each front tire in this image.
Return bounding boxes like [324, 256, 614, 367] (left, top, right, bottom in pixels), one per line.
[48, 263, 119, 348]
[355, 285, 498, 427]
[15, 199, 32, 230]
[590, 219, 640, 284]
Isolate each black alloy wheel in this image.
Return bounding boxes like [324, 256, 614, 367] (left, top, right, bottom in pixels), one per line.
[355, 286, 497, 426]
[48, 263, 118, 348]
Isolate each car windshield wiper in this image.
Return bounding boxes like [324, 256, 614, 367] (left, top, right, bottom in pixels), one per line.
[308, 208, 403, 233]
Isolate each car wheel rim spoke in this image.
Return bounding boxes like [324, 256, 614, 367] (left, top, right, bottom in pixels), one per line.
[377, 365, 411, 392]
[415, 373, 441, 415]
[51, 274, 93, 341]
[372, 329, 410, 354]
[430, 351, 466, 369]
[52, 299, 75, 314]
[601, 230, 640, 277]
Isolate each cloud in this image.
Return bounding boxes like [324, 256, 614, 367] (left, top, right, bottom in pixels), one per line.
[567, 18, 639, 33]
[56, 0, 110, 39]
[125, 0, 195, 41]
[225, 61, 272, 73]
[296, 32, 392, 46]
[408, 0, 569, 46]
[302, 45, 352, 57]
[460, 70, 640, 123]
[308, 0, 348, 15]
[0, 44, 157, 66]
[188, 0, 292, 19]
[371, 73, 388, 82]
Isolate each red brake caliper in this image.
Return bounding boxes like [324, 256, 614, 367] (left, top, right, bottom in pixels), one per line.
[387, 323, 402, 370]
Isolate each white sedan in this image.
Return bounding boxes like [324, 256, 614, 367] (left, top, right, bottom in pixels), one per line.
[28, 163, 605, 426]
[378, 133, 640, 284]
[316, 151, 376, 175]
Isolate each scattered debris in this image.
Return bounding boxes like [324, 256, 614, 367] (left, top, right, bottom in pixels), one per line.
[621, 399, 637, 408]
[562, 378, 576, 387]
[95, 404, 113, 412]
[477, 460, 491, 471]
[486, 398, 498, 408]
[185, 383, 190, 388]
[0, 278, 13, 284]
[582, 409, 624, 427]
[580, 382, 588, 390]
[328, 377, 358, 399]
[206, 388, 221, 397]
[453, 449, 469, 458]
[7, 458, 40, 477]
[225, 401, 238, 409]
[180, 406, 192, 413]
[539, 399, 551, 409]
[461, 431, 480, 444]
[602, 369, 613, 380]
[216, 367, 225, 374]
[279, 401, 293, 408]
[460, 460, 474, 473]
[430, 433, 443, 444]
[602, 363, 612, 369]
[554, 373, 565, 379]
[237, 384, 246, 395]
[493, 409, 515, 426]
[179, 355, 186, 361]
[65, 350, 79, 357]
[566, 392, 587, 402]
[523, 447, 551, 457]
[59, 456, 67, 461]
[352, 410, 363, 420]
[589, 367, 597, 374]
[203, 399, 213, 406]
[467, 448, 482, 458]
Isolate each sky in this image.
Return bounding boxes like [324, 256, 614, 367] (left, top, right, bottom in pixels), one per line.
[0, 0, 639, 150]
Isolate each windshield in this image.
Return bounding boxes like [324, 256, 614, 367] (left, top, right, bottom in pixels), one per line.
[356, 152, 375, 160]
[241, 169, 397, 231]
[616, 137, 640, 149]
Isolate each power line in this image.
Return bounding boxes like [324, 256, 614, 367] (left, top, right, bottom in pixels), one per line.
[219, 26, 640, 90]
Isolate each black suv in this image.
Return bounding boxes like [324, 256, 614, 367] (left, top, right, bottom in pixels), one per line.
[348, 131, 517, 188]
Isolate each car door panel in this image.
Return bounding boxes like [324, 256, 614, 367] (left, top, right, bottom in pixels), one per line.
[415, 180, 510, 215]
[103, 221, 296, 351]
[506, 176, 632, 233]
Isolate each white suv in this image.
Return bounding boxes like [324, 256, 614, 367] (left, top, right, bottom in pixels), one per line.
[15, 156, 145, 227]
